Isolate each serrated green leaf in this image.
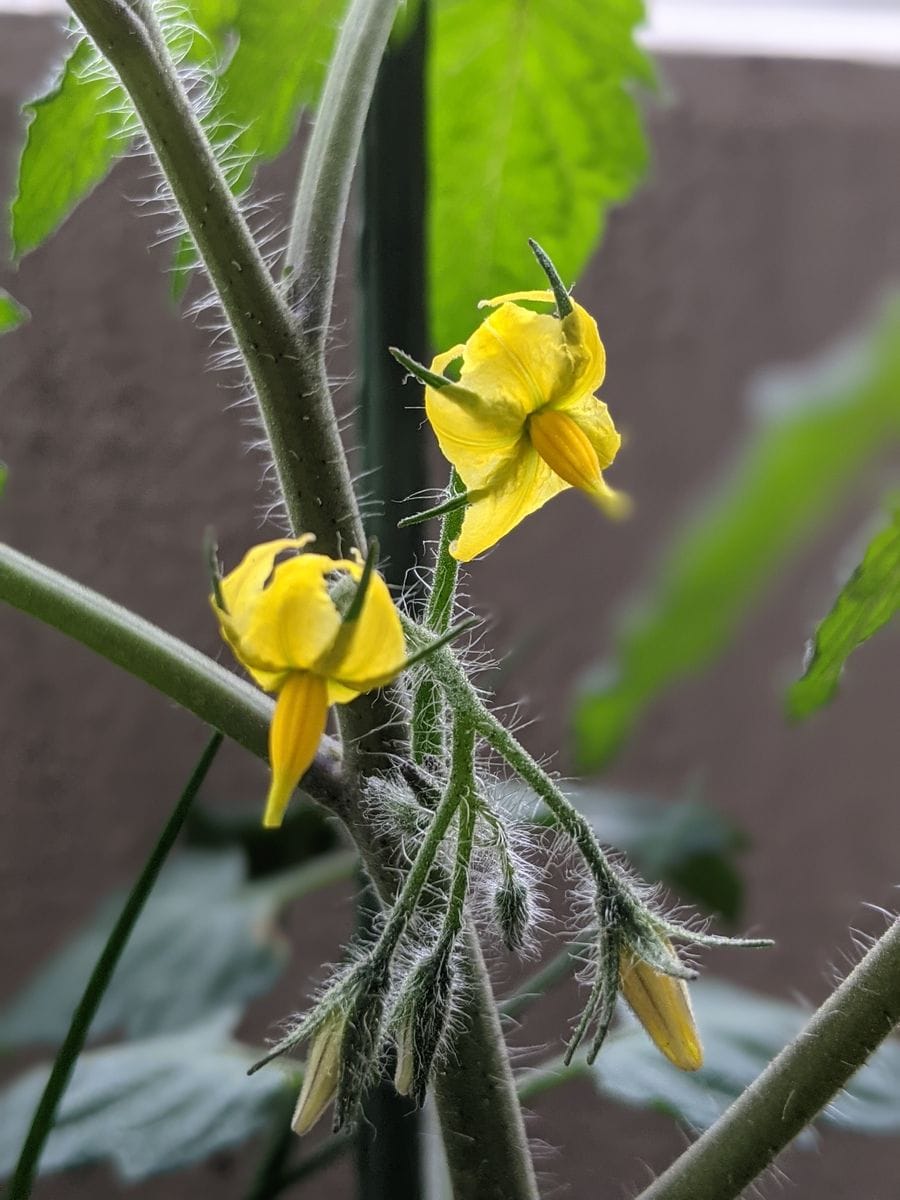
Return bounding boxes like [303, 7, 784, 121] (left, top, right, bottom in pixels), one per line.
[209, 0, 344, 194]
[428, 0, 652, 348]
[11, 38, 132, 258]
[0, 1011, 291, 1182]
[788, 498, 900, 719]
[0, 850, 287, 1048]
[575, 296, 900, 769]
[593, 980, 900, 1137]
[0, 289, 29, 333]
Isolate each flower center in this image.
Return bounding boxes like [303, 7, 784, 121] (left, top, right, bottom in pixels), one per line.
[527, 409, 603, 496]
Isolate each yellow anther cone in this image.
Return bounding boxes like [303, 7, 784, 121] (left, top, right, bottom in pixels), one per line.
[619, 948, 703, 1072]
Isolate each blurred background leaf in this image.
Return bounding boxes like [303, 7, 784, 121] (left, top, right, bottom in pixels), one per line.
[788, 497, 900, 720]
[0, 288, 28, 332]
[572, 787, 746, 920]
[595, 980, 900, 1137]
[0, 848, 352, 1049]
[499, 781, 746, 919]
[575, 296, 900, 770]
[0, 1010, 291, 1182]
[428, 0, 652, 347]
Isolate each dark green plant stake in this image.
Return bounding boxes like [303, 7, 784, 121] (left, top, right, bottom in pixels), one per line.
[7, 731, 223, 1200]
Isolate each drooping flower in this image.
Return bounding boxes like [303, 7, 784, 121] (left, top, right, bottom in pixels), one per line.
[417, 286, 626, 560]
[619, 945, 703, 1071]
[211, 537, 405, 828]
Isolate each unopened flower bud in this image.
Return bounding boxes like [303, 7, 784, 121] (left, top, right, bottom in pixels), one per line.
[292, 1011, 344, 1135]
[619, 941, 703, 1072]
[493, 876, 532, 953]
[392, 937, 455, 1106]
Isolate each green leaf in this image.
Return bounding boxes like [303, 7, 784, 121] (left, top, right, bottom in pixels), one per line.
[0, 289, 29, 333]
[593, 980, 900, 1137]
[788, 498, 900, 719]
[0, 1011, 292, 1182]
[11, 38, 133, 258]
[575, 296, 900, 769]
[428, 0, 652, 347]
[10, 3, 236, 259]
[0, 850, 288, 1048]
[207, 0, 344, 195]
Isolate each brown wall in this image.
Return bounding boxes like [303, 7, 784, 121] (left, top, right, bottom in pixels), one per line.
[3, 15, 900, 1199]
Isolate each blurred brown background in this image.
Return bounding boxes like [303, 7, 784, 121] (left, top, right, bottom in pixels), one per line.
[3, 11, 900, 1198]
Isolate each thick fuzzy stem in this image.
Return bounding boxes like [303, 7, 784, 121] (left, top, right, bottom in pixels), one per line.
[66, 0, 361, 555]
[638, 918, 900, 1200]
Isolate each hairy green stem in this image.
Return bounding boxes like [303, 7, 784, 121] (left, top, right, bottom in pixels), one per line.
[374, 716, 473, 961]
[638, 918, 900, 1200]
[7, 731, 223, 1200]
[411, 472, 465, 762]
[0, 543, 342, 806]
[66, 0, 359, 554]
[286, 0, 401, 344]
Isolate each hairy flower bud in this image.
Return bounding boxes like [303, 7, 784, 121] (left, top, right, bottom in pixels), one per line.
[392, 937, 455, 1106]
[493, 876, 532, 953]
[619, 942, 703, 1072]
[292, 1011, 344, 1135]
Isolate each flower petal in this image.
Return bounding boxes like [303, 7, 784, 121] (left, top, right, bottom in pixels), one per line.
[317, 565, 406, 698]
[451, 443, 568, 561]
[478, 289, 556, 308]
[552, 393, 620, 468]
[225, 553, 346, 679]
[425, 346, 525, 491]
[263, 671, 329, 828]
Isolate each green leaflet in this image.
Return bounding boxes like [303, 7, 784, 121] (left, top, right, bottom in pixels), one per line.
[428, 0, 652, 348]
[575, 296, 900, 769]
[0, 1011, 291, 1182]
[208, 0, 343, 195]
[788, 498, 900, 720]
[0, 288, 29, 333]
[11, 38, 132, 258]
[9, 0, 338, 261]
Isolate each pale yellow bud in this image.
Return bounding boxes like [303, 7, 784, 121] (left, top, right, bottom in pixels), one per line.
[393, 1018, 415, 1098]
[619, 945, 703, 1072]
[292, 1013, 344, 1135]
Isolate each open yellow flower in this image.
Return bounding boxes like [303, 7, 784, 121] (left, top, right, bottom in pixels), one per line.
[211, 537, 405, 828]
[423, 289, 626, 560]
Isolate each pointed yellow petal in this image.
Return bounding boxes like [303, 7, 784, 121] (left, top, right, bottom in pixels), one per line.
[619, 950, 703, 1071]
[478, 289, 555, 308]
[315, 564, 406, 699]
[451, 444, 568, 561]
[528, 408, 628, 518]
[292, 1013, 344, 1135]
[217, 537, 314, 619]
[228, 553, 346, 680]
[263, 672, 329, 828]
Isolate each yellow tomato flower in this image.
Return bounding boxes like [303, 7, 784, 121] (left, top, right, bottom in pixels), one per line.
[619, 945, 703, 1071]
[424, 290, 627, 560]
[211, 537, 405, 828]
